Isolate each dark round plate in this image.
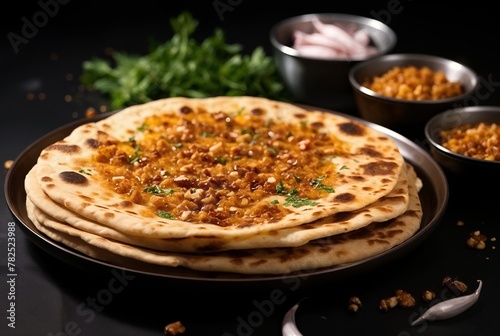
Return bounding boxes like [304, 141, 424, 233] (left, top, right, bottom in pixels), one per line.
[4, 108, 448, 287]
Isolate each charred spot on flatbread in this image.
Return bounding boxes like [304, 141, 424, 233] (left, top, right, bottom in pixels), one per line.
[359, 147, 384, 158]
[180, 105, 193, 114]
[250, 107, 265, 116]
[59, 171, 88, 185]
[45, 144, 80, 153]
[85, 138, 101, 148]
[338, 122, 365, 136]
[361, 161, 399, 176]
[333, 193, 355, 203]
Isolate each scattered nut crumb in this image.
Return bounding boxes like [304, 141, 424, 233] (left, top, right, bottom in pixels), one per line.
[491, 237, 497, 242]
[442, 276, 468, 296]
[395, 289, 416, 308]
[347, 296, 362, 313]
[85, 107, 97, 118]
[64, 94, 73, 102]
[26, 92, 36, 101]
[164, 321, 185, 335]
[38, 92, 46, 100]
[379, 296, 398, 312]
[451, 280, 467, 294]
[456, 220, 465, 226]
[4, 160, 13, 170]
[421, 290, 436, 302]
[466, 230, 487, 250]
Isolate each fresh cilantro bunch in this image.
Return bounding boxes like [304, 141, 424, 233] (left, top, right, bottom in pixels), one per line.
[80, 12, 290, 110]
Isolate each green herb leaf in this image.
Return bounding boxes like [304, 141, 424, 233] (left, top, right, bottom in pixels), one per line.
[78, 169, 92, 176]
[158, 210, 176, 219]
[275, 183, 319, 208]
[137, 123, 148, 132]
[144, 185, 175, 196]
[276, 180, 287, 195]
[80, 12, 290, 110]
[129, 146, 141, 163]
[310, 176, 335, 193]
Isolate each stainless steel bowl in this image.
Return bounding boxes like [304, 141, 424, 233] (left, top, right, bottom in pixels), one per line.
[270, 13, 397, 111]
[425, 106, 500, 186]
[349, 53, 479, 132]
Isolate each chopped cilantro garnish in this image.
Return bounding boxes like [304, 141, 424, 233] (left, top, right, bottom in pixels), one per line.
[241, 129, 253, 135]
[144, 185, 175, 196]
[276, 180, 287, 195]
[284, 194, 319, 208]
[249, 133, 260, 144]
[266, 146, 278, 156]
[275, 182, 319, 208]
[137, 123, 148, 132]
[129, 146, 141, 163]
[78, 169, 92, 175]
[216, 156, 229, 164]
[310, 176, 335, 193]
[158, 210, 176, 219]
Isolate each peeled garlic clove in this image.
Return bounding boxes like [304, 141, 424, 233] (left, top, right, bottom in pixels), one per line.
[282, 300, 305, 336]
[411, 280, 482, 326]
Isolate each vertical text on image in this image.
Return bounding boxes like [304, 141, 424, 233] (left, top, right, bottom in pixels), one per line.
[6, 221, 17, 329]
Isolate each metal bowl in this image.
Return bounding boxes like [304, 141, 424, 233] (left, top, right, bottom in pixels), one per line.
[270, 13, 397, 111]
[424, 106, 500, 187]
[349, 53, 479, 132]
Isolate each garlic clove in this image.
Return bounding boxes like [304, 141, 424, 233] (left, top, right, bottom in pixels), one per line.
[411, 280, 482, 326]
[282, 299, 308, 336]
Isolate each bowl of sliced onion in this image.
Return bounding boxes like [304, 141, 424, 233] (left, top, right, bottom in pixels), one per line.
[270, 13, 397, 111]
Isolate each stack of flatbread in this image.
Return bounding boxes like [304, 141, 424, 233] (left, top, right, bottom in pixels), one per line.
[25, 96, 423, 275]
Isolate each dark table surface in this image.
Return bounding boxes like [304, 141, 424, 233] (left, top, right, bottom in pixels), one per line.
[1, 1, 500, 335]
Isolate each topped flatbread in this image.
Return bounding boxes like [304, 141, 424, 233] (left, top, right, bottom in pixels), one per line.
[25, 162, 422, 275]
[30, 96, 405, 239]
[25, 161, 411, 252]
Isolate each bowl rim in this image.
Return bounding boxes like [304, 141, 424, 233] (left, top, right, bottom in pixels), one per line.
[269, 12, 397, 61]
[424, 105, 500, 166]
[348, 53, 479, 104]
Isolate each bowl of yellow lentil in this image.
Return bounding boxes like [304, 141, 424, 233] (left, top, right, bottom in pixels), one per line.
[425, 106, 500, 184]
[348, 53, 478, 132]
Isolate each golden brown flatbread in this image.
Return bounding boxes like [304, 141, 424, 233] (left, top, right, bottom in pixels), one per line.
[30, 96, 405, 239]
[26, 163, 422, 275]
[25, 162, 411, 252]
[24, 96, 424, 275]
